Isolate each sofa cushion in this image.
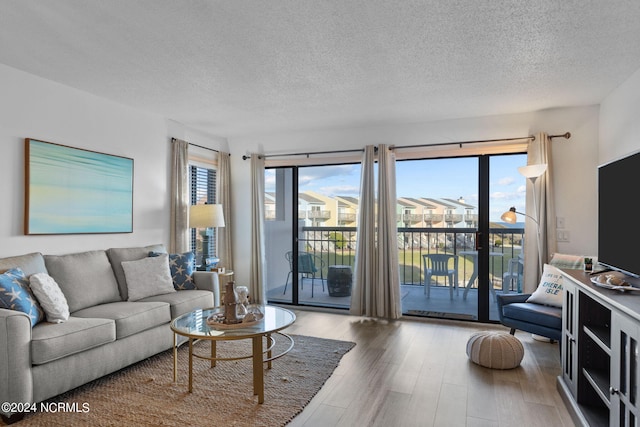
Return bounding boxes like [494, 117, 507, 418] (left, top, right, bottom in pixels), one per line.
[503, 302, 562, 330]
[0, 252, 48, 276]
[29, 273, 70, 323]
[122, 254, 176, 301]
[44, 250, 122, 313]
[140, 289, 214, 319]
[0, 267, 44, 326]
[31, 316, 116, 364]
[106, 244, 166, 300]
[149, 251, 197, 290]
[72, 301, 171, 339]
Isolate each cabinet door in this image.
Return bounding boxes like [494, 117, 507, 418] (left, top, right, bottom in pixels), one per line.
[562, 280, 579, 396]
[611, 312, 640, 426]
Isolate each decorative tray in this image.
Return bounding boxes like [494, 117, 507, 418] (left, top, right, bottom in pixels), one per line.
[205, 309, 264, 330]
[205, 318, 263, 330]
[590, 276, 640, 292]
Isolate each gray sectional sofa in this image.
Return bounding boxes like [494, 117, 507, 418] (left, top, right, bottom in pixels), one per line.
[0, 244, 219, 424]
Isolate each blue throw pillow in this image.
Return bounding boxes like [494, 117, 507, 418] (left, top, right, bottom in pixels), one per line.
[149, 252, 196, 290]
[0, 268, 44, 326]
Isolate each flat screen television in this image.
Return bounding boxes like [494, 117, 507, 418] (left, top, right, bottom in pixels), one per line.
[598, 150, 640, 277]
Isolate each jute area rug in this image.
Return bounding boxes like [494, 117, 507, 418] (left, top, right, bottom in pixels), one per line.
[19, 334, 355, 427]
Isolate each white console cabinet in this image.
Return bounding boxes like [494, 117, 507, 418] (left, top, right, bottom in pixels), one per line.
[558, 269, 640, 426]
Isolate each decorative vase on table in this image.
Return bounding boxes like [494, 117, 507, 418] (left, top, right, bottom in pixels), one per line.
[223, 281, 240, 324]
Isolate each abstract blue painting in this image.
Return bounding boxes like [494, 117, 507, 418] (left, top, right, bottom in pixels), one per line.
[25, 139, 134, 234]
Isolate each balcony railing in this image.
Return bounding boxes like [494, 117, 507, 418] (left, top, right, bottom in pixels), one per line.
[401, 213, 423, 223]
[307, 210, 331, 220]
[338, 213, 357, 222]
[444, 214, 463, 223]
[298, 226, 525, 292]
[423, 213, 444, 223]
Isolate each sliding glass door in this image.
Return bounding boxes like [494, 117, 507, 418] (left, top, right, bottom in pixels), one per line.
[264, 153, 527, 322]
[396, 153, 526, 321]
[264, 164, 361, 308]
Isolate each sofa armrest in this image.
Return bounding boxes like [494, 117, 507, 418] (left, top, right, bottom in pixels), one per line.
[0, 309, 33, 417]
[193, 271, 221, 307]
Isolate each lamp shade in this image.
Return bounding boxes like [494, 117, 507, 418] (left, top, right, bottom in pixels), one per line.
[189, 204, 225, 228]
[501, 207, 518, 224]
[518, 164, 547, 179]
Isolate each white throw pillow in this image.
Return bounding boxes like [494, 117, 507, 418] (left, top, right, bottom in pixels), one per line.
[122, 254, 176, 301]
[29, 273, 70, 323]
[526, 264, 564, 307]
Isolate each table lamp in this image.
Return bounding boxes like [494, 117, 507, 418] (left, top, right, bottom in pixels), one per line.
[189, 203, 225, 270]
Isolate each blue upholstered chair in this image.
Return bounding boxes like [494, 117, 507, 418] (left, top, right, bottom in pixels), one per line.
[495, 253, 589, 342]
[495, 293, 562, 341]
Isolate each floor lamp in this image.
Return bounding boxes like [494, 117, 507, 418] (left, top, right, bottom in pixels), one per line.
[189, 203, 225, 270]
[502, 164, 548, 342]
[501, 164, 548, 277]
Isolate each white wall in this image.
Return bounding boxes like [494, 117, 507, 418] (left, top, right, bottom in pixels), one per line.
[600, 67, 640, 163]
[0, 64, 227, 257]
[228, 106, 600, 286]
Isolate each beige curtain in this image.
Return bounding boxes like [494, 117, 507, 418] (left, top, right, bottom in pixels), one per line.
[376, 145, 401, 318]
[217, 152, 233, 271]
[523, 132, 557, 292]
[351, 145, 401, 319]
[351, 145, 376, 316]
[169, 138, 189, 253]
[250, 154, 266, 304]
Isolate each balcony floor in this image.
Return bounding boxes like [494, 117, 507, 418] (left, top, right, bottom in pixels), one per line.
[267, 278, 503, 321]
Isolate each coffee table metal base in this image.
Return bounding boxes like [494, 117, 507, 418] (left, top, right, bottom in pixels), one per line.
[173, 332, 294, 403]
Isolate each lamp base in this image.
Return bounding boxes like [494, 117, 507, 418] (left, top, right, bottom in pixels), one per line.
[196, 257, 220, 271]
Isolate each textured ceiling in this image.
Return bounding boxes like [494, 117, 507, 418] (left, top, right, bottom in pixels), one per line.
[1, 0, 640, 138]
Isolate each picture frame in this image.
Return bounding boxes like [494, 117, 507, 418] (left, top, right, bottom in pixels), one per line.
[24, 138, 134, 234]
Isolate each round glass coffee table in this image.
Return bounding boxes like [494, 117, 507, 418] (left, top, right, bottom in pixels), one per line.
[170, 305, 296, 403]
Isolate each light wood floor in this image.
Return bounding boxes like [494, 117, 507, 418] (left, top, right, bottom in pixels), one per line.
[283, 308, 575, 427]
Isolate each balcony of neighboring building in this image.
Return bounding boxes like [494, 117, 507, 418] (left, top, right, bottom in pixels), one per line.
[423, 213, 444, 225]
[338, 212, 357, 225]
[401, 213, 423, 225]
[444, 213, 463, 224]
[306, 209, 331, 221]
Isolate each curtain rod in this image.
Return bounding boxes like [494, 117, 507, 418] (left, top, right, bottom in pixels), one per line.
[171, 137, 220, 153]
[390, 132, 571, 151]
[242, 147, 365, 160]
[241, 132, 571, 160]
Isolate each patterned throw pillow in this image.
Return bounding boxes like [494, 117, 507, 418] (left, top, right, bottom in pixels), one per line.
[0, 268, 44, 326]
[549, 253, 597, 270]
[149, 252, 196, 290]
[29, 273, 70, 323]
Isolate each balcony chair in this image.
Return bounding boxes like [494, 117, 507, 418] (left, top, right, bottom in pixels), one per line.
[502, 254, 524, 293]
[423, 253, 459, 299]
[284, 251, 326, 297]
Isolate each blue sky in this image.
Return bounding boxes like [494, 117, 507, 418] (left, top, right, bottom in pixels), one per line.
[266, 153, 529, 222]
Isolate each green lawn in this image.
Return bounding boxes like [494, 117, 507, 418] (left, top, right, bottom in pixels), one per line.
[312, 249, 521, 287]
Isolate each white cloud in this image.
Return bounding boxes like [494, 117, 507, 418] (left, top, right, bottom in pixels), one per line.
[319, 185, 360, 196]
[498, 176, 515, 186]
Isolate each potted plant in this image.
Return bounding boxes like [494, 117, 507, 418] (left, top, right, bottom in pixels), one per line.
[584, 257, 593, 272]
